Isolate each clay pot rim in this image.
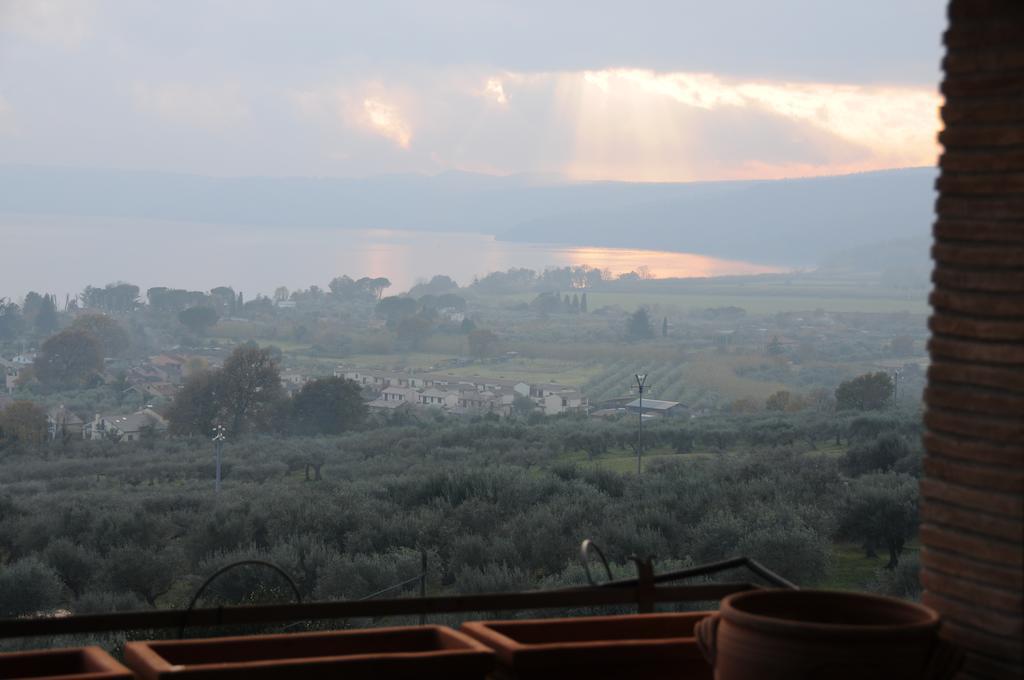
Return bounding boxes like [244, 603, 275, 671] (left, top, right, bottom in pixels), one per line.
[720, 589, 940, 639]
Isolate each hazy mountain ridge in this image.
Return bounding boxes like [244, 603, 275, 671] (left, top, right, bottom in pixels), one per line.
[0, 165, 935, 268]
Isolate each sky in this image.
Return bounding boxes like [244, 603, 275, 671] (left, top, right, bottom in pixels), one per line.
[0, 0, 946, 183]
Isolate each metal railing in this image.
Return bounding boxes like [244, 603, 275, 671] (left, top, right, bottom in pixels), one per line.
[0, 542, 794, 640]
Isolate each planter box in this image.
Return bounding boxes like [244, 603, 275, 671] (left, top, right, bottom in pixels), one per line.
[124, 625, 494, 679]
[461, 612, 714, 680]
[0, 646, 132, 679]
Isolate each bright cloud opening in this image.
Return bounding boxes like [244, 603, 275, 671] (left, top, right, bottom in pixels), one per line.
[362, 98, 412, 149]
[559, 69, 941, 182]
[483, 78, 508, 105]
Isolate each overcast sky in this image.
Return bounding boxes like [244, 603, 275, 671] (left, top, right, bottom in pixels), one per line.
[0, 1, 946, 182]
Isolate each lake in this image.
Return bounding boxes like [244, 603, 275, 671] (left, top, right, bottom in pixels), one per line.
[0, 216, 781, 300]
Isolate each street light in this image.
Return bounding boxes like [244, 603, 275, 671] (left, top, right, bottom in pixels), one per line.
[635, 374, 647, 474]
[212, 424, 227, 494]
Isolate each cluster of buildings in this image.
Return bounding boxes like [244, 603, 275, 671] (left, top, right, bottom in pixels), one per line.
[335, 368, 588, 417]
[47, 406, 169, 442]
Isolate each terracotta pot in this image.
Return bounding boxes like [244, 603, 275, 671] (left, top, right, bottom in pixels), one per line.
[124, 625, 494, 679]
[0, 645, 133, 679]
[694, 590, 963, 680]
[461, 612, 714, 679]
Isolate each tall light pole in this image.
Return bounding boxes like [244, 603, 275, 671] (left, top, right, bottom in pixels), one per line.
[212, 424, 226, 494]
[635, 373, 647, 474]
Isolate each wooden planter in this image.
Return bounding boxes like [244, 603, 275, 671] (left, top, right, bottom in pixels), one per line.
[461, 612, 714, 679]
[0, 646, 132, 679]
[123, 625, 494, 679]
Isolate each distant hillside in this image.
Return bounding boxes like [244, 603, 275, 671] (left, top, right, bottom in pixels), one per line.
[499, 168, 937, 267]
[0, 165, 935, 268]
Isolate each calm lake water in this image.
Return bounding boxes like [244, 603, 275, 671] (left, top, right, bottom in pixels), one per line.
[1, 216, 780, 299]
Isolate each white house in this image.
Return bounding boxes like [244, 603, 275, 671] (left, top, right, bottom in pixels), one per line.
[85, 409, 168, 442]
[380, 386, 419, 403]
[418, 387, 458, 409]
[542, 389, 587, 416]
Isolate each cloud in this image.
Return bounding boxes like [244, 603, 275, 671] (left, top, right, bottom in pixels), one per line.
[361, 98, 412, 149]
[0, 0, 95, 48]
[0, 2, 943, 181]
[132, 82, 249, 130]
[289, 83, 415, 153]
[481, 78, 508, 105]
[552, 69, 941, 181]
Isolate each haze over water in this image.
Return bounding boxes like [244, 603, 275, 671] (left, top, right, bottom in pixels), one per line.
[1, 217, 781, 300]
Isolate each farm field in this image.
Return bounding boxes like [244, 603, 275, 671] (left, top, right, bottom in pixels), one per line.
[474, 288, 930, 315]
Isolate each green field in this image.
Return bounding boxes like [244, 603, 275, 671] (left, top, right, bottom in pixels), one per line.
[431, 357, 606, 386]
[480, 290, 929, 315]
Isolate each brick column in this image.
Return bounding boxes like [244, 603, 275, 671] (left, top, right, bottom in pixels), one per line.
[922, 1, 1024, 678]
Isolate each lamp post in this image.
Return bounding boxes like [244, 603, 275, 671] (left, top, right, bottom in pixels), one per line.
[212, 424, 226, 494]
[635, 374, 647, 474]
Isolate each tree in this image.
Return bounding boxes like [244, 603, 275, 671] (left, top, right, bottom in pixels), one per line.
[218, 345, 285, 435]
[70, 314, 130, 357]
[626, 308, 655, 340]
[22, 292, 59, 335]
[765, 390, 792, 412]
[0, 400, 48, 446]
[0, 298, 24, 341]
[210, 286, 238, 315]
[167, 370, 222, 436]
[290, 377, 366, 436]
[836, 372, 894, 411]
[395, 315, 433, 349]
[34, 328, 103, 388]
[0, 558, 62, 617]
[34, 294, 59, 335]
[81, 283, 140, 314]
[105, 547, 179, 607]
[468, 329, 499, 358]
[408, 275, 458, 297]
[841, 434, 912, 477]
[839, 473, 918, 569]
[44, 539, 99, 598]
[369, 277, 391, 300]
[580, 292, 588, 313]
[376, 296, 418, 327]
[178, 306, 220, 336]
[511, 394, 537, 417]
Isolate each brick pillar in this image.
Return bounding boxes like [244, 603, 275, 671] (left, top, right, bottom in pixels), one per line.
[922, 1, 1024, 678]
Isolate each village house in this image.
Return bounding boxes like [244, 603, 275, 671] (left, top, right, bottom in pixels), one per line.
[84, 409, 168, 442]
[625, 398, 687, 418]
[11, 353, 35, 366]
[336, 368, 396, 390]
[280, 371, 309, 395]
[541, 389, 587, 416]
[380, 386, 419, 403]
[417, 387, 459, 409]
[149, 354, 187, 383]
[455, 389, 514, 417]
[0, 357, 20, 394]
